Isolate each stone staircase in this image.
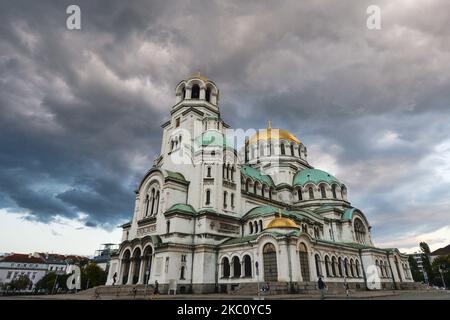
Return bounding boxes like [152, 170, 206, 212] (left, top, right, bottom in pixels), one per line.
[230, 282, 291, 295]
[77, 284, 155, 299]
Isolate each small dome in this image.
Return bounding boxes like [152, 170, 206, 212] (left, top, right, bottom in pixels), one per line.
[247, 128, 300, 145]
[186, 72, 210, 83]
[266, 217, 299, 229]
[293, 168, 341, 186]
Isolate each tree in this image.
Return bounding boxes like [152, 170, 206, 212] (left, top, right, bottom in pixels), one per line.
[431, 255, 449, 288]
[408, 255, 424, 282]
[9, 274, 32, 291]
[35, 272, 71, 293]
[419, 242, 434, 284]
[81, 263, 107, 290]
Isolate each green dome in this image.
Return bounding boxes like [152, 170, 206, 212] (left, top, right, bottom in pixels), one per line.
[194, 130, 234, 149]
[293, 169, 341, 186]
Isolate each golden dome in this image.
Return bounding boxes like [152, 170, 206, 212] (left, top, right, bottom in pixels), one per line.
[266, 217, 299, 229]
[247, 128, 300, 145]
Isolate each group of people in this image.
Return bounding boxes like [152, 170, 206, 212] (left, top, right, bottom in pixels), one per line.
[112, 272, 349, 299]
[112, 272, 160, 296]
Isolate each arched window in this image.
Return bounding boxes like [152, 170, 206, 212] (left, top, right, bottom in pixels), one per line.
[350, 259, 355, 277]
[290, 144, 294, 156]
[344, 258, 349, 277]
[222, 258, 230, 278]
[331, 257, 337, 277]
[253, 182, 258, 195]
[281, 144, 285, 155]
[207, 166, 211, 177]
[298, 146, 302, 157]
[320, 185, 326, 198]
[150, 188, 156, 215]
[354, 218, 366, 244]
[259, 144, 264, 157]
[205, 190, 211, 205]
[338, 257, 343, 277]
[182, 87, 186, 100]
[245, 179, 250, 192]
[249, 222, 253, 234]
[232, 257, 241, 278]
[243, 255, 252, 277]
[230, 166, 234, 181]
[269, 188, 273, 200]
[298, 188, 303, 201]
[154, 191, 160, 215]
[226, 164, 230, 180]
[191, 84, 200, 99]
[355, 260, 361, 277]
[308, 187, 314, 199]
[315, 254, 322, 278]
[145, 194, 150, 216]
[259, 220, 263, 231]
[254, 221, 259, 233]
[261, 185, 265, 198]
[222, 164, 226, 178]
[223, 191, 227, 208]
[166, 220, 170, 234]
[205, 87, 211, 102]
[231, 193, 234, 207]
[325, 256, 331, 277]
[332, 185, 337, 198]
[180, 266, 185, 280]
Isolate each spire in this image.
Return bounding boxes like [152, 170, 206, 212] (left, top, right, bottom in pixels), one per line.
[267, 120, 272, 129]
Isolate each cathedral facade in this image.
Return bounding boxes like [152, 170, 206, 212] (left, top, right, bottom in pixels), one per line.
[106, 73, 414, 294]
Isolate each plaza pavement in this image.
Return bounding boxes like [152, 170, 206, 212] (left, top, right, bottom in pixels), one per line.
[1, 289, 449, 300]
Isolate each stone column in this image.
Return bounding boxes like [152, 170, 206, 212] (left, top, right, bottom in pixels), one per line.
[199, 87, 206, 100]
[185, 87, 192, 99]
[138, 256, 145, 284]
[127, 258, 134, 285]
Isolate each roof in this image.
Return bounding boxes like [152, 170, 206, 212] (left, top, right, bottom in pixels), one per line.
[1, 254, 45, 264]
[342, 208, 356, 221]
[166, 203, 197, 215]
[431, 244, 450, 256]
[247, 128, 300, 144]
[293, 168, 342, 186]
[266, 217, 299, 229]
[165, 170, 187, 182]
[242, 205, 317, 224]
[194, 130, 234, 149]
[221, 230, 301, 246]
[186, 72, 210, 82]
[241, 166, 274, 186]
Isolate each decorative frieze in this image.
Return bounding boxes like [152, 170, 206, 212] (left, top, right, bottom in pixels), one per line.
[137, 224, 157, 236]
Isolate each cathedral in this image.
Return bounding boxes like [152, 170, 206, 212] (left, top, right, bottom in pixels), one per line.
[106, 73, 414, 294]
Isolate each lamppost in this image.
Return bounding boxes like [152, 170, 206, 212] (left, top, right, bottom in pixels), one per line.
[439, 265, 447, 289]
[255, 261, 261, 299]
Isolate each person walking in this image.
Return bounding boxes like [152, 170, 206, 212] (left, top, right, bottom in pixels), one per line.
[154, 280, 159, 295]
[318, 276, 327, 300]
[112, 272, 117, 285]
[344, 282, 350, 298]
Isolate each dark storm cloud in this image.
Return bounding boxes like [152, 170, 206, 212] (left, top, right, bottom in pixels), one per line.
[0, 0, 449, 244]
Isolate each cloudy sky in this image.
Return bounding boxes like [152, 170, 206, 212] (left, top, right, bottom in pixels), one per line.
[1, 0, 449, 256]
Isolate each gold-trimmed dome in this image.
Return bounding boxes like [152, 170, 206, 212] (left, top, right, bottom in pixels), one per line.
[266, 217, 299, 229]
[247, 128, 300, 145]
